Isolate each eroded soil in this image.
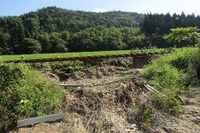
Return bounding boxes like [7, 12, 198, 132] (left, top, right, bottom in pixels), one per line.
[10, 65, 200, 133]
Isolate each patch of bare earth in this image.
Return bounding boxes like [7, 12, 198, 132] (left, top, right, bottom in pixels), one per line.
[151, 92, 200, 133]
[10, 66, 200, 133]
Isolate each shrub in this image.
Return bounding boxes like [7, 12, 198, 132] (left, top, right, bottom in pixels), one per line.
[141, 47, 199, 116]
[0, 63, 62, 119]
[142, 61, 180, 88]
[142, 48, 199, 89]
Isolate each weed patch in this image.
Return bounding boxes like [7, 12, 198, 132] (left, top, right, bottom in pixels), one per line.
[0, 63, 63, 132]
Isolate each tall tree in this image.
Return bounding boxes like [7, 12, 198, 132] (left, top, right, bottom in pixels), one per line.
[0, 30, 11, 54]
[163, 27, 200, 47]
[21, 38, 42, 54]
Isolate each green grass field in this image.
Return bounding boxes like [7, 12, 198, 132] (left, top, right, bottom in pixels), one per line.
[0, 48, 166, 61]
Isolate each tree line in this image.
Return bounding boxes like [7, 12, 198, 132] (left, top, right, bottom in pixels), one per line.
[0, 25, 145, 54]
[0, 6, 200, 55]
[0, 6, 144, 54]
[143, 12, 200, 47]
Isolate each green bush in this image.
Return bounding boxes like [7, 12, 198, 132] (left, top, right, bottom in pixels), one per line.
[0, 63, 62, 119]
[142, 61, 180, 88]
[141, 47, 199, 116]
[142, 48, 199, 89]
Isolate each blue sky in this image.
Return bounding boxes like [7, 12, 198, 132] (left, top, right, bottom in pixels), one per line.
[0, 0, 200, 16]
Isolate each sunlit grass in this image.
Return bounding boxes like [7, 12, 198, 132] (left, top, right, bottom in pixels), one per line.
[0, 48, 166, 61]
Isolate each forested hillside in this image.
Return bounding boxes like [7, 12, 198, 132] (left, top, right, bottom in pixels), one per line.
[24, 6, 143, 33]
[0, 6, 144, 54]
[0, 6, 200, 54]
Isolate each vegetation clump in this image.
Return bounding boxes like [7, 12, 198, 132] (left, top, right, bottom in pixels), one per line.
[138, 47, 200, 126]
[0, 63, 62, 131]
[142, 48, 199, 89]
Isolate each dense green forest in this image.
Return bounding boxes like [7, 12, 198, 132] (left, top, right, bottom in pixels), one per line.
[0, 6, 200, 54]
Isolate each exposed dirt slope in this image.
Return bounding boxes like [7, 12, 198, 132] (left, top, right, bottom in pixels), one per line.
[152, 93, 200, 133]
[10, 66, 200, 133]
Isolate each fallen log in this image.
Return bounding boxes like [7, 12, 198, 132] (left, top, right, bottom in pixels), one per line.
[144, 84, 160, 94]
[59, 76, 133, 88]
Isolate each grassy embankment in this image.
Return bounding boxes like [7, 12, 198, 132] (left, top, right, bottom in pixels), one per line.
[0, 48, 165, 61]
